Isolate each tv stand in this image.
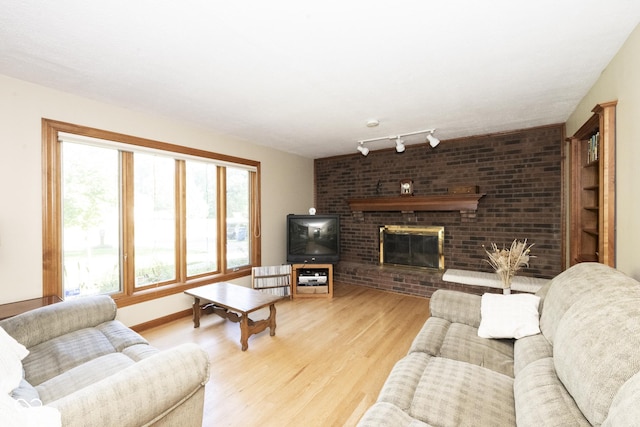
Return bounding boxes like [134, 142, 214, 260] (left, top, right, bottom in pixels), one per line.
[291, 264, 333, 299]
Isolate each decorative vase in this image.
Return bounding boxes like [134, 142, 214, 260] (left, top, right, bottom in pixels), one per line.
[498, 272, 512, 295]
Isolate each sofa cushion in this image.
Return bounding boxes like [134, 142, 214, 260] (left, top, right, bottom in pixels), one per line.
[603, 372, 640, 426]
[410, 357, 514, 426]
[429, 290, 481, 328]
[513, 333, 552, 376]
[478, 293, 541, 339]
[0, 295, 116, 349]
[408, 317, 450, 356]
[358, 402, 433, 427]
[376, 352, 515, 426]
[95, 320, 149, 352]
[514, 357, 589, 426]
[48, 343, 210, 427]
[377, 352, 431, 411]
[539, 262, 630, 344]
[122, 343, 161, 361]
[410, 318, 514, 377]
[23, 327, 117, 386]
[553, 285, 640, 425]
[440, 323, 513, 377]
[36, 353, 135, 404]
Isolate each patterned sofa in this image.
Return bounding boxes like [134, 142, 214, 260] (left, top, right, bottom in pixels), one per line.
[0, 295, 210, 427]
[357, 262, 640, 426]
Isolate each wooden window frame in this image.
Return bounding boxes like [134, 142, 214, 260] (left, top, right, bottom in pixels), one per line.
[42, 119, 262, 308]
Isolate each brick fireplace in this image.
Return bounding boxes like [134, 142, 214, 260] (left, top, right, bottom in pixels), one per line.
[313, 124, 564, 298]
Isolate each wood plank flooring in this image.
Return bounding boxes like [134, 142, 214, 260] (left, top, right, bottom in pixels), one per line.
[140, 283, 430, 427]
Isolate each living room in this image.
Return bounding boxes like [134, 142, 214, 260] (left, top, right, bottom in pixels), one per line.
[2, 2, 640, 426]
[0, 3, 638, 324]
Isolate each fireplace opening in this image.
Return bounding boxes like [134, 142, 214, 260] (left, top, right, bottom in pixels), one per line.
[379, 225, 444, 270]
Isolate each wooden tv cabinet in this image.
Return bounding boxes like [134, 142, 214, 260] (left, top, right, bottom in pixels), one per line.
[291, 264, 333, 299]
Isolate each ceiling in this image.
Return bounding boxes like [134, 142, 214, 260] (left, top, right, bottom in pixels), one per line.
[2, 1, 639, 159]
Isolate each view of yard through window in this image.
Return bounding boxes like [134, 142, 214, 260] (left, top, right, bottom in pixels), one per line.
[61, 140, 251, 298]
[62, 142, 120, 297]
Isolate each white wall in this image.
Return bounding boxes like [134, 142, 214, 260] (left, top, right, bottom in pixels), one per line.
[566, 24, 640, 279]
[0, 74, 314, 325]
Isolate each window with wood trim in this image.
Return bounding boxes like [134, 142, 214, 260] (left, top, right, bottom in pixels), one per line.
[42, 119, 261, 307]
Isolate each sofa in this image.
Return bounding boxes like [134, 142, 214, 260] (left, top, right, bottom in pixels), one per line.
[0, 295, 210, 427]
[357, 262, 640, 426]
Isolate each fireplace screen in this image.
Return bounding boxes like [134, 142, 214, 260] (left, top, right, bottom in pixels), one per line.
[379, 225, 444, 270]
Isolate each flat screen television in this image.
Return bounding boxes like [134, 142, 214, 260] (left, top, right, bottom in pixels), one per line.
[286, 214, 340, 264]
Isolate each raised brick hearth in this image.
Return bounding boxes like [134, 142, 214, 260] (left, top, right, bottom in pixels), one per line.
[314, 125, 564, 298]
[336, 261, 493, 298]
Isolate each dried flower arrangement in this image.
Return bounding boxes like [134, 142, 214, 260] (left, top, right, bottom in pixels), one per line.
[484, 239, 534, 290]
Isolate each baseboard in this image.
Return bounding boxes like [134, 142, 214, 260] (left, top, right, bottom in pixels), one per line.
[131, 308, 192, 332]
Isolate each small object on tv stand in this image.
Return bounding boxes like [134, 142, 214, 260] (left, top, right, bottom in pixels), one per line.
[291, 264, 333, 299]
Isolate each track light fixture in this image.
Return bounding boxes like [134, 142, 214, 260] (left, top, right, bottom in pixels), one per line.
[357, 142, 370, 156]
[356, 129, 439, 155]
[426, 133, 440, 148]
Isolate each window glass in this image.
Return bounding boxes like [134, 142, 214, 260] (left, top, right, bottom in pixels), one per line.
[226, 167, 250, 268]
[186, 160, 218, 276]
[45, 120, 260, 305]
[62, 142, 121, 298]
[134, 153, 176, 287]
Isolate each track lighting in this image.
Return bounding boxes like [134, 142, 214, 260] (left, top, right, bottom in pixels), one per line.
[356, 128, 439, 155]
[426, 133, 440, 148]
[357, 142, 370, 156]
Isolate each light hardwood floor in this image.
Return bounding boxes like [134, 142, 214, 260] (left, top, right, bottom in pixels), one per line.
[141, 283, 430, 427]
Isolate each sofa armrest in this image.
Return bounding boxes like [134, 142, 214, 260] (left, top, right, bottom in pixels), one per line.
[49, 343, 210, 427]
[0, 295, 117, 348]
[429, 289, 481, 328]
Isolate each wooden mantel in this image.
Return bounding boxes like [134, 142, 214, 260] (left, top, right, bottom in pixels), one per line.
[348, 193, 486, 213]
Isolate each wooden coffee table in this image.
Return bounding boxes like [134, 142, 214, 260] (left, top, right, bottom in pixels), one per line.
[185, 282, 286, 351]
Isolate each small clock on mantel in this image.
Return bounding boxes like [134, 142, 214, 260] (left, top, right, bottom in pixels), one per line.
[400, 179, 414, 196]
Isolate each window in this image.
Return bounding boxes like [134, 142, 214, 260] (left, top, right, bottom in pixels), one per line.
[61, 142, 121, 296]
[133, 153, 177, 288]
[43, 119, 261, 307]
[185, 160, 218, 276]
[226, 167, 250, 269]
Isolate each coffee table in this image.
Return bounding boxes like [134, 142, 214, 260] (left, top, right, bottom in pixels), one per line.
[185, 282, 286, 351]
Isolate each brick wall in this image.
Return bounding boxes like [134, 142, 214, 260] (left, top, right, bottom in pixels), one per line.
[314, 125, 564, 298]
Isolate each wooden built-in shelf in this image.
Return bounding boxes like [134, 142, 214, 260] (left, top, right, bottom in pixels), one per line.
[576, 254, 599, 263]
[582, 228, 599, 236]
[348, 194, 486, 213]
[568, 101, 616, 267]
